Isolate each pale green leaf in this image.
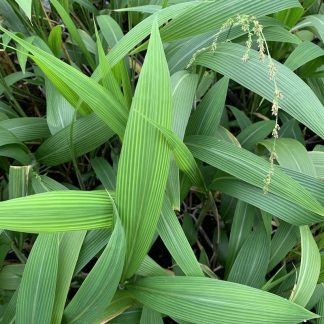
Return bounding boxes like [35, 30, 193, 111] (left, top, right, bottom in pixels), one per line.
[116, 20, 172, 279]
[129, 276, 317, 324]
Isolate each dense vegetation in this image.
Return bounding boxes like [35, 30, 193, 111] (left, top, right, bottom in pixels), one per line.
[0, 0, 324, 323]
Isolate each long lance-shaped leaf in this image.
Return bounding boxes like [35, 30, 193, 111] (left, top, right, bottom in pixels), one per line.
[63, 216, 125, 324]
[210, 173, 322, 226]
[225, 200, 255, 276]
[0, 117, 50, 141]
[186, 136, 324, 219]
[167, 71, 198, 209]
[186, 77, 228, 136]
[140, 307, 163, 324]
[195, 43, 324, 139]
[36, 113, 114, 166]
[157, 196, 203, 277]
[128, 276, 318, 324]
[0, 191, 114, 233]
[290, 226, 321, 307]
[268, 221, 299, 272]
[284, 41, 324, 71]
[227, 221, 270, 289]
[50, 0, 96, 69]
[94, 0, 298, 77]
[259, 138, 317, 177]
[16, 233, 59, 324]
[133, 110, 206, 192]
[0, 26, 127, 138]
[160, 0, 300, 42]
[31, 177, 87, 324]
[97, 2, 197, 72]
[116, 21, 172, 280]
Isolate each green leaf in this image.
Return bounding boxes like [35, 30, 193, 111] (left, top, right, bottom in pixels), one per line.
[47, 25, 63, 57]
[100, 2, 196, 70]
[292, 15, 324, 42]
[228, 105, 252, 130]
[237, 120, 275, 151]
[36, 113, 114, 166]
[116, 20, 172, 279]
[137, 255, 173, 277]
[91, 157, 117, 190]
[0, 117, 50, 141]
[308, 151, 324, 179]
[157, 197, 203, 277]
[316, 295, 324, 324]
[290, 226, 321, 307]
[15, 0, 32, 20]
[140, 307, 163, 324]
[51, 231, 86, 323]
[186, 136, 324, 222]
[227, 222, 270, 288]
[0, 264, 24, 290]
[98, 291, 135, 323]
[186, 77, 228, 136]
[284, 41, 324, 71]
[160, 0, 300, 42]
[268, 221, 299, 272]
[0, 191, 114, 233]
[259, 138, 317, 177]
[0, 26, 128, 139]
[45, 79, 75, 135]
[195, 42, 324, 139]
[74, 229, 111, 275]
[129, 276, 317, 324]
[166, 71, 198, 209]
[8, 165, 31, 199]
[225, 200, 255, 276]
[211, 172, 323, 226]
[16, 233, 59, 324]
[50, 0, 95, 69]
[63, 216, 125, 324]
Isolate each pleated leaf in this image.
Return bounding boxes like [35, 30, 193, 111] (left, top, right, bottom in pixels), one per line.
[137, 255, 173, 277]
[36, 113, 114, 166]
[309, 151, 324, 179]
[0, 191, 114, 232]
[116, 20, 172, 279]
[16, 233, 59, 324]
[63, 216, 125, 324]
[91, 157, 117, 190]
[50, 0, 96, 69]
[140, 307, 163, 324]
[160, 0, 299, 42]
[225, 200, 255, 276]
[227, 222, 270, 288]
[31, 180, 87, 324]
[129, 276, 317, 324]
[290, 226, 321, 307]
[259, 138, 317, 177]
[0, 26, 127, 138]
[237, 120, 275, 151]
[186, 77, 228, 136]
[195, 43, 324, 139]
[157, 197, 203, 277]
[211, 173, 323, 225]
[186, 136, 324, 220]
[284, 41, 324, 71]
[167, 71, 198, 209]
[268, 221, 299, 272]
[45, 79, 75, 135]
[74, 228, 111, 275]
[0, 117, 50, 141]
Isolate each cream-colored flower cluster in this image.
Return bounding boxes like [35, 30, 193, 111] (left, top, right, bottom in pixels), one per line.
[187, 14, 283, 193]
